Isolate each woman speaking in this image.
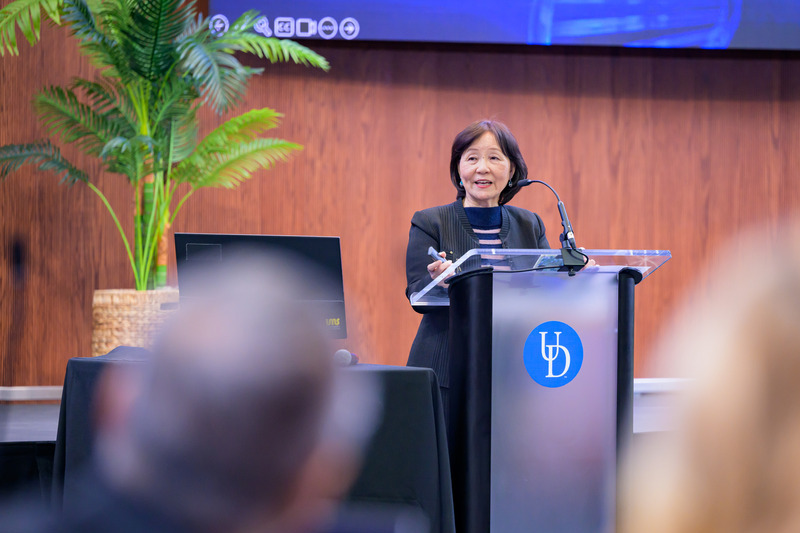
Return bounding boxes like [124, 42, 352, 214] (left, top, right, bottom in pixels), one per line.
[404, 119, 550, 426]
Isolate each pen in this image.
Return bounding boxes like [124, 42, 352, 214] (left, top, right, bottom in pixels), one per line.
[428, 246, 445, 262]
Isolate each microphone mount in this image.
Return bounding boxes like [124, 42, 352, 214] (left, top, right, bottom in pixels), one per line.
[518, 179, 587, 276]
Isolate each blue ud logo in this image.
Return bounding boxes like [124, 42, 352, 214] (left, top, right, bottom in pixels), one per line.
[523, 321, 583, 388]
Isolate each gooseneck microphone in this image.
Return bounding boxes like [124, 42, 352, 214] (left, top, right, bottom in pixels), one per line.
[517, 179, 587, 275]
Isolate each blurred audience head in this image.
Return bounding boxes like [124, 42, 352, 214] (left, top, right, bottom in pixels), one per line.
[93, 250, 379, 533]
[620, 222, 800, 533]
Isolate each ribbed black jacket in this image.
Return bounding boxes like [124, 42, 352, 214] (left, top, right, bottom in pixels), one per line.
[405, 200, 550, 388]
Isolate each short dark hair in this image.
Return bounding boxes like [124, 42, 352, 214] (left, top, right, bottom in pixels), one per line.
[449, 120, 528, 206]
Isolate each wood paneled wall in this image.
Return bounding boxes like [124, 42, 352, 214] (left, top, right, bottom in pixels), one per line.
[2, 21, 799, 386]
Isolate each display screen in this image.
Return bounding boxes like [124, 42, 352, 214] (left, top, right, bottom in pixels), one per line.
[207, 0, 800, 51]
[174, 233, 348, 339]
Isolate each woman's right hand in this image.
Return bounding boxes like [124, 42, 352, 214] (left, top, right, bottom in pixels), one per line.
[427, 252, 453, 287]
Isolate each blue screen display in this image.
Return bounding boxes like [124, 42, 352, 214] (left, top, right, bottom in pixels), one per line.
[207, 0, 800, 50]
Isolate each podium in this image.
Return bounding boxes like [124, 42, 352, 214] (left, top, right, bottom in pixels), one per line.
[410, 249, 670, 533]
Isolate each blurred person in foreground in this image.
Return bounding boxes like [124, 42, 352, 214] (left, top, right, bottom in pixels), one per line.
[2, 251, 381, 533]
[620, 222, 800, 533]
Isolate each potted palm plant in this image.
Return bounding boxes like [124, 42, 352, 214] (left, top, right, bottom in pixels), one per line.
[0, 0, 329, 354]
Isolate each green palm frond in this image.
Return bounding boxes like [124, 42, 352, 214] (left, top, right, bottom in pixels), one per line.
[201, 108, 283, 146]
[0, 0, 62, 56]
[175, 10, 201, 42]
[167, 107, 282, 172]
[177, 29, 252, 113]
[61, 0, 103, 45]
[147, 79, 200, 165]
[175, 11, 328, 113]
[86, 0, 141, 83]
[234, 35, 329, 70]
[215, 12, 329, 71]
[167, 116, 198, 163]
[72, 78, 142, 141]
[149, 75, 197, 133]
[120, 0, 192, 81]
[34, 85, 125, 156]
[104, 153, 138, 179]
[98, 134, 153, 179]
[71, 78, 137, 128]
[60, 0, 125, 74]
[0, 140, 88, 184]
[172, 138, 301, 188]
[100, 134, 156, 156]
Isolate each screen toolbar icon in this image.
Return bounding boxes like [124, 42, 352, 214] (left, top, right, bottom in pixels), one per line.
[274, 17, 294, 37]
[209, 14, 229, 36]
[253, 16, 272, 37]
[318, 17, 337, 39]
[340, 17, 359, 40]
[296, 18, 317, 38]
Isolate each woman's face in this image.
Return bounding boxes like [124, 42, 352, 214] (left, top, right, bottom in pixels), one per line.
[458, 131, 514, 208]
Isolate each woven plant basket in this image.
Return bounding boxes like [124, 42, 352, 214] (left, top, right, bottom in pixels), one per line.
[91, 288, 180, 357]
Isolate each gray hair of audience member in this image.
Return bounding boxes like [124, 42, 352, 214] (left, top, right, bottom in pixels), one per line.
[93, 252, 379, 532]
[620, 222, 800, 533]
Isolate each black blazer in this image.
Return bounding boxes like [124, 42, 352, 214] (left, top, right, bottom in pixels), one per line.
[405, 200, 549, 388]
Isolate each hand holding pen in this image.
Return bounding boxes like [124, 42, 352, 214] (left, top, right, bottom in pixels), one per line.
[427, 246, 453, 286]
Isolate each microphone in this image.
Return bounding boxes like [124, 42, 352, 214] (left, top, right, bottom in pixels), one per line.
[517, 179, 586, 275]
[333, 349, 359, 366]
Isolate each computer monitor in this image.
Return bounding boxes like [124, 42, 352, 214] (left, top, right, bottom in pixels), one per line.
[174, 232, 347, 339]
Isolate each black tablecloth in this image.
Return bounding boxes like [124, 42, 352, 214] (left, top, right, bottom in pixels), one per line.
[346, 364, 454, 533]
[51, 347, 455, 533]
[51, 346, 151, 509]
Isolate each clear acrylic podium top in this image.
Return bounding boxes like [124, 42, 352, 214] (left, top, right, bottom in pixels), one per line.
[409, 248, 671, 307]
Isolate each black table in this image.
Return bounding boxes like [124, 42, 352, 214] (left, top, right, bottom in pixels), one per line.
[52, 347, 455, 533]
[0, 404, 59, 502]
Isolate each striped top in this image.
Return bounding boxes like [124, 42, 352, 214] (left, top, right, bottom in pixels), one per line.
[406, 200, 550, 388]
[464, 206, 509, 270]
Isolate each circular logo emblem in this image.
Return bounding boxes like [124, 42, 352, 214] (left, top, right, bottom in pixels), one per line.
[523, 321, 583, 388]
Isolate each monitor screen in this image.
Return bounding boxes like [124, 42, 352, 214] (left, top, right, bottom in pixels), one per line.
[174, 233, 347, 339]
[206, 0, 800, 51]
